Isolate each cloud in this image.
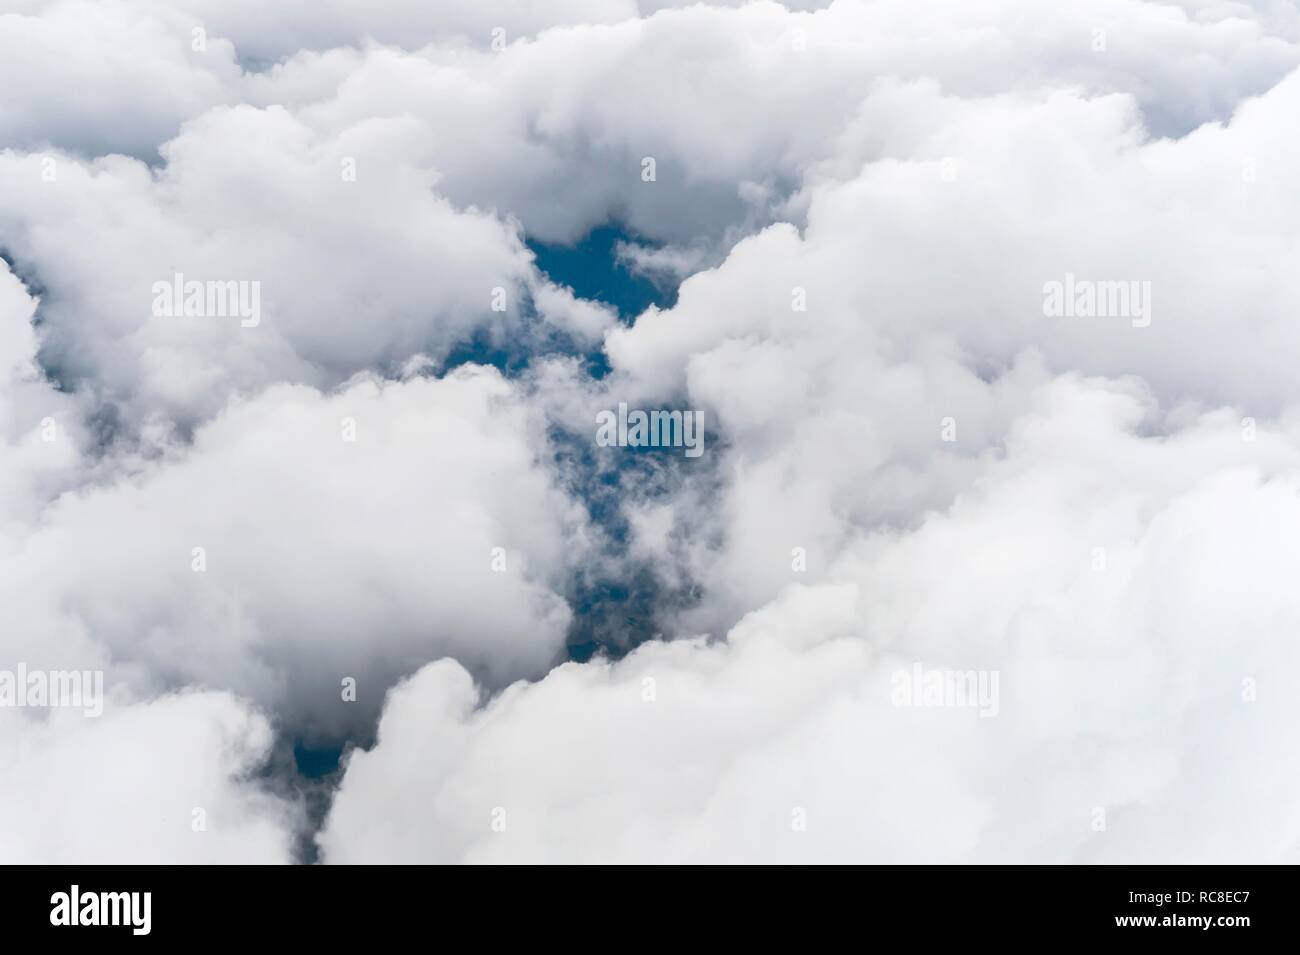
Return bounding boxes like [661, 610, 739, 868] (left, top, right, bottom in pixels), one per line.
[586, 68, 1300, 641]
[317, 13, 1300, 860]
[0, 105, 613, 427]
[0, 261, 85, 533]
[321, 377, 1300, 862]
[0, 689, 300, 863]
[0, 365, 592, 738]
[4, 0, 1300, 864]
[0, 0, 241, 157]
[3, 0, 1294, 432]
[244, 0, 1298, 248]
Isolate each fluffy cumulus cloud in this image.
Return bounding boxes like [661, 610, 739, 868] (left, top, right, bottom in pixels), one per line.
[0, 366, 591, 737]
[0, 262, 84, 530]
[321, 379, 1300, 863]
[0, 690, 300, 864]
[2, 0, 1299, 863]
[0, 108, 614, 428]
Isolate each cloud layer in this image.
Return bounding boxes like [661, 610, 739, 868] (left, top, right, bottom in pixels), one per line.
[3, 0, 1299, 863]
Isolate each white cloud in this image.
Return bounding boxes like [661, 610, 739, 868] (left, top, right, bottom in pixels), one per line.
[0, 690, 300, 863]
[4, 0, 1300, 864]
[0, 107, 600, 426]
[321, 378, 1300, 862]
[589, 68, 1300, 639]
[0, 366, 592, 737]
[0, 0, 241, 157]
[0, 261, 84, 531]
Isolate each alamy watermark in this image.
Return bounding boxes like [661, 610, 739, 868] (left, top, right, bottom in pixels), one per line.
[1042, 273, 1151, 327]
[50, 886, 151, 935]
[595, 402, 704, 458]
[890, 663, 1000, 717]
[151, 272, 260, 327]
[0, 664, 103, 717]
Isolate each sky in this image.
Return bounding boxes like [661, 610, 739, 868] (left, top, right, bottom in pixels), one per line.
[1, 0, 1299, 864]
